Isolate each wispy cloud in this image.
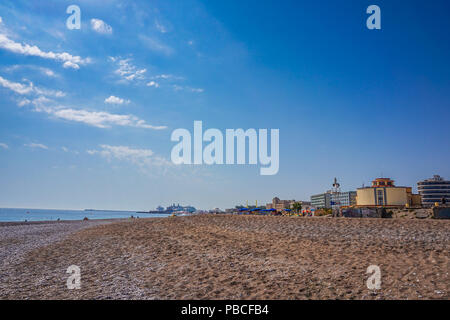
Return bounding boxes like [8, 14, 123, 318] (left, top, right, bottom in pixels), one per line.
[0, 75, 65, 97]
[189, 87, 204, 93]
[40, 67, 57, 77]
[173, 85, 204, 93]
[0, 142, 8, 149]
[139, 35, 174, 56]
[2, 75, 164, 130]
[87, 144, 172, 168]
[33, 86, 65, 98]
[17, 98, 31, 107]
[150, 74, 184, 81]
[24, 143, 48, 150]
[0, 75, 33, 94]
[61, 146, 79, 154]
[155, 20, 168, 33]
[36, 106, 166, 130]
[91, 19, 113, 35]
[146, 81, 159, 88]
[30, 98, 166, 130]
[0, 32, 91, 69]
[3, 65, 58, 78]
[110, 57, 147, 82]
[104, 95, 130, 105]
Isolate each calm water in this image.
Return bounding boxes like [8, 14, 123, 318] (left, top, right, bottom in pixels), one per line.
[0, 208, 170, 222]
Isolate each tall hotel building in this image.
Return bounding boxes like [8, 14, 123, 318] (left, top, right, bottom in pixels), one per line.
[311, 191, 356, 209]
[417, 175, 450, 206]
[331, 191, 357, 209]
[311, 192, 332, 209]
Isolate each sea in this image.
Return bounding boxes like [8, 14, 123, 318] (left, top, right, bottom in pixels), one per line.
[0, 208, 171, 222]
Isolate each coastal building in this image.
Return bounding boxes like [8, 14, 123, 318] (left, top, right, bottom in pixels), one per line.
[311, 191, 356, 209]
[311, 192, 332, 209]
[266, 197, 294, 210]
[265, 197, 309, 211]
[356, 178, 421, 208]
[417, 175, 450, 206]
[331, 191, 357, 209]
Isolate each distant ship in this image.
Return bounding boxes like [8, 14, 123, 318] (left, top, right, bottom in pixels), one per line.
[137, 204, 197, 215]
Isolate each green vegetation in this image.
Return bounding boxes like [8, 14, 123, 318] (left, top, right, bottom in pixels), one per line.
[291, 202, 302, 214]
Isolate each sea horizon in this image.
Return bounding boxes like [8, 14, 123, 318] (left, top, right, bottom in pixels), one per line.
[0, 207, 171, 222]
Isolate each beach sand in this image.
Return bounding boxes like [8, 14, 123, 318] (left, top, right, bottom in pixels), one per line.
[0, 215, 448, 300]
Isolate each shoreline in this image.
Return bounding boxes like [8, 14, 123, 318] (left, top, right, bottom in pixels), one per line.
[0, 216, 154, 226]
[0, 211, 441, 225]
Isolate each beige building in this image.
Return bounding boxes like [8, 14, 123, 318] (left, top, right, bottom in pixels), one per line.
[266, 197, 294, 211]
[266, 197, 311, 211]
[356, 178, 421, 208]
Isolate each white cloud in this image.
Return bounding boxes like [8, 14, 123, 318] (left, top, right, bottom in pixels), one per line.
[173, 85, 204, 93]
[17, 98, 31, 107]
[110, 57, 147, 82]
[40, 67, 57, 77]
[104, 95, 130, 105]
[2, 65, 58, 78]
[1, 75, 163, 131]
[24, 143, 48, 150]
[33, 86, 65, 98]
[149, 74, 184, 83]
[0, 33, 91, 69]
[0, 75, 65, 97]
[90, 19, 113, 35]
[146, 81, 159, 88]
[87, 145, 172, 169]
[0, 17, 3, 24]
[0, 142, 8, 149]
[63, 61, 80, 70]
[0, 75, 33, 94]
[33, 104, 166, 130]
[89, 145, 154, 159]
[61, 146, 79, 154]
[151, 74, 172, 80]
[32, 96, 52, 105]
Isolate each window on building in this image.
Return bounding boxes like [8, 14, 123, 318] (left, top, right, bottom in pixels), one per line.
[377, 190, 384, 205]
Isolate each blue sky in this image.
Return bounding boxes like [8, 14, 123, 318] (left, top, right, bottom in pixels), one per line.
[0, 0, 449, 210]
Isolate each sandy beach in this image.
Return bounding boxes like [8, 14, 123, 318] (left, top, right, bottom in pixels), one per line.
[0, 215, 448, 300]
